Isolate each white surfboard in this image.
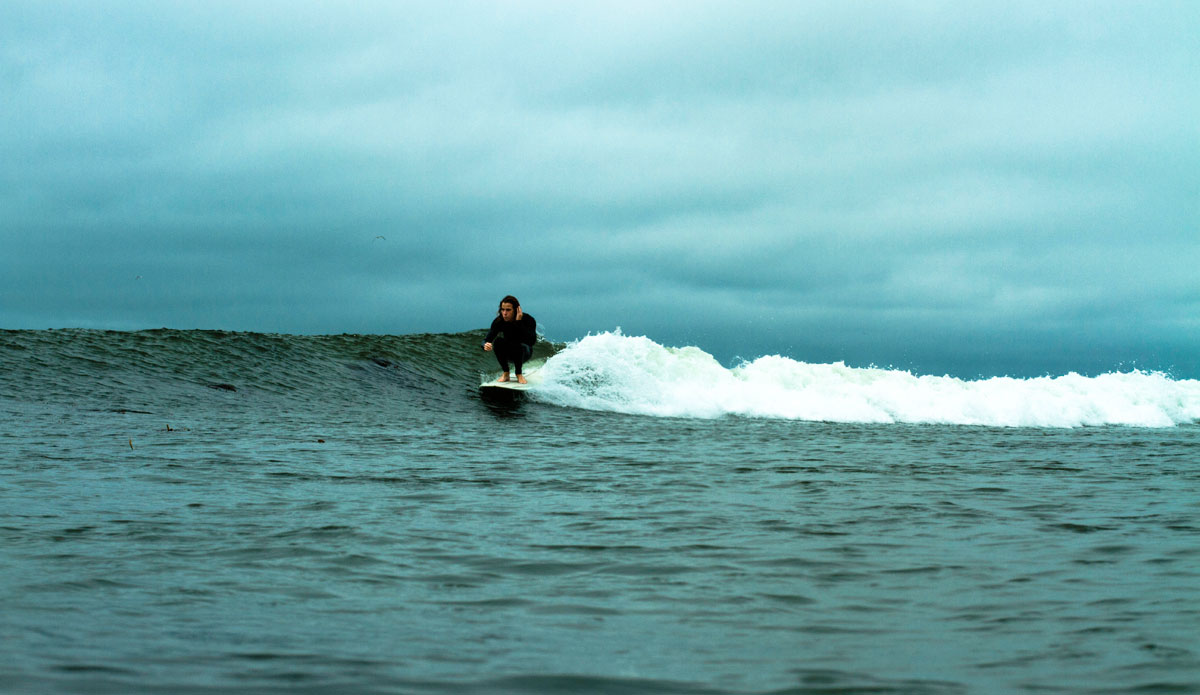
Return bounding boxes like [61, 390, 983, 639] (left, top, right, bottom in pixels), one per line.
[480, 367, 543, 391]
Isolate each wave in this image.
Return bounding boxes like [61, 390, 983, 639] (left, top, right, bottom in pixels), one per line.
[530, 332, 1200, 428]
[0, 328, 554, 413]
[4, 328, 1198, 428]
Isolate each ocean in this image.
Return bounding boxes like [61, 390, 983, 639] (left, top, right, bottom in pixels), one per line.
[2, 328, 1198, 694]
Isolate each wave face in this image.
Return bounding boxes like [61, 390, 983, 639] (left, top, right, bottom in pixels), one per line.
[0, 328, 551, 416]
[532, 332, 1200, 428]
[3, 328, 1198, 428]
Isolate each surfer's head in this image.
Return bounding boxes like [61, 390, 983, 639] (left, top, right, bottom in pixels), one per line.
[498, 295, 520, 321]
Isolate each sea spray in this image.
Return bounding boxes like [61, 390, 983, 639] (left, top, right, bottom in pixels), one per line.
[534, 332, 1200, 427]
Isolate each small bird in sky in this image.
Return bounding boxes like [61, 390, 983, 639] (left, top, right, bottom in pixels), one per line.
[374, 235, 386, 241]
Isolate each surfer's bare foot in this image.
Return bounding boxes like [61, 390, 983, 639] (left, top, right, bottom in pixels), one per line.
[497, 373, 510, 383]
[517, 374, 527, 385]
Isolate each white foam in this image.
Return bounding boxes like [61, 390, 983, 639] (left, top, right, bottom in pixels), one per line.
[533, 331, 1200, 428]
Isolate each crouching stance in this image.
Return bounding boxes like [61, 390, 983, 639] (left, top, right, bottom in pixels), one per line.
[482, 295, 537, 384]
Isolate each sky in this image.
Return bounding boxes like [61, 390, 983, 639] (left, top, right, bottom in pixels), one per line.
[2, 1, 1197, 377]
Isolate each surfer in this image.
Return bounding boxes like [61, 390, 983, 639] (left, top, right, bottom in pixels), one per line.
[482, 295, 536, 384]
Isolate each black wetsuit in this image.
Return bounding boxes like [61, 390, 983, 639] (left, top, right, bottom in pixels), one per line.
[484, 314, 537, 375]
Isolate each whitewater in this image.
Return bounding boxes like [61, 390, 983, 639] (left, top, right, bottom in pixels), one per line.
[532, 331, 1200, 428]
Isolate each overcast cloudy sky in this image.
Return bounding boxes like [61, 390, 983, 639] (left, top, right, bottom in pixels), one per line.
[2, 1, 1197, 376]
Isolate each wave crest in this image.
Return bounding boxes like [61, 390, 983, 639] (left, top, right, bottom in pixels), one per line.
[533, 332, 1200, 428]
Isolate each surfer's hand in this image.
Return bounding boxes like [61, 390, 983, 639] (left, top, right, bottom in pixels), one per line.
[516, 308, 523, 321]
[483, 342, 493, 352]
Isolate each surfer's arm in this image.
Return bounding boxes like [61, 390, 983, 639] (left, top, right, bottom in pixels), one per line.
[482, 317, 503, 350]
[522, 316, 537, 347]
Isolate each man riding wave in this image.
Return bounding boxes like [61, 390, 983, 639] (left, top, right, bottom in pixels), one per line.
[482, 295, 536, 384]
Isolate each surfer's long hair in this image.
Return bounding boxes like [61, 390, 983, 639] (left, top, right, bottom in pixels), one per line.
[497, 295, 521, 316]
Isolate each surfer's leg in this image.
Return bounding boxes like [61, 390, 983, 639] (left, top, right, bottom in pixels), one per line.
[493, 343, 511, 377]
[512, 344, 531, 374]
[513, 344, 531, 383]
[492, 340, 526, 382]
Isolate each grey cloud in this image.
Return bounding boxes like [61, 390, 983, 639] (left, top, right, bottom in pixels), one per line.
[1, 1, 1197, 377]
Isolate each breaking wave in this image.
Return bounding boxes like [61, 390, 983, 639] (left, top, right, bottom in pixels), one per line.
[532, 332, 1200, 428]
[3, 328, 1197, 428]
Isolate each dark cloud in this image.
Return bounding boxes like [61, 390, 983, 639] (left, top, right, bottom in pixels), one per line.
[1, 1, 1197, 377]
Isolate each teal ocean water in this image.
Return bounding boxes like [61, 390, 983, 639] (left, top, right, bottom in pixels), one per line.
[2, 329, 1198, 694]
